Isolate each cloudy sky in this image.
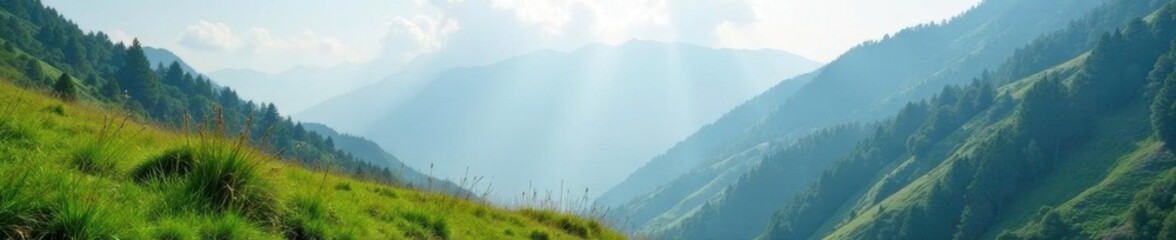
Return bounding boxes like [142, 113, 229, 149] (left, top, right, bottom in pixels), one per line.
[43, 0, 980, 74]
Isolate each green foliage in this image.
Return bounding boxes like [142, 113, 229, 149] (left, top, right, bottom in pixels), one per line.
[51, 72, 75, 101]
[1153, 47, 1176, 145]
[529, 230, 551, 240]
[39, 196, 118, 240]
[0, 172, 40, 239]
[0, 0, 401, 188]
[521, 209, 605, 239]
[764, 3, 1176, 238]
[398, 209, 451, 239]
[284, 195, 331, 240]
[180, 141, 275, 219]
[68, 141, 119, 175]
[117, 40, 162, 114]
[200, 213, 257, 240]
[154, 221, 197, 240]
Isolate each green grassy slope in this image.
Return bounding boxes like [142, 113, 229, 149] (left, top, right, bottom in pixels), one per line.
[0, 78, 622, 239]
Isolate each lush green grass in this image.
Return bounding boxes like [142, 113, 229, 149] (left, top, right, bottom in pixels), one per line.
[0, 79, 623, 239]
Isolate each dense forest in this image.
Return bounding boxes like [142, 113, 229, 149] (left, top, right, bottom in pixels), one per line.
[760, 1, 1176, 239]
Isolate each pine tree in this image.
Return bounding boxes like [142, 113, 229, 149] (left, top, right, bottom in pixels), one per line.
[117, 39, 162, 114]
[1021, 76, 1074, 151]
[162, 61, 184, 86]
[1154, 71, 1176, 144]
[101, 79, 122, 102]
[64, 38, 91, 73]
[53, 72, 77, 101]
[23, 58, 43, 83]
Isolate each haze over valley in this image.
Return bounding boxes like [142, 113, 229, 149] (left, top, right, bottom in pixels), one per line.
[8, 0, 1176, 239]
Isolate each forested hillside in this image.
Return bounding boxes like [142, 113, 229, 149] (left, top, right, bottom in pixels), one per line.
[605, 0, 1175, 238]
[600, 0, 1153, 237]
[760, 1, 1176, 239]
[601, 0, 1114, 214]
[0, 0, 441, 189]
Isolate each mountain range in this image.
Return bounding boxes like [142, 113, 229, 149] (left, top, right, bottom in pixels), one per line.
[297, 41, 822, 200]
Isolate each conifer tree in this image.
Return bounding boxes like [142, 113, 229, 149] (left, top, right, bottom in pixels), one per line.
[117, 39, 162, 114]
[1154, 70, 1176, 144]
[53, 72, 77, 101]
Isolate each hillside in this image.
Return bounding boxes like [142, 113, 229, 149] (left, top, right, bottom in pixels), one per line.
[617, 0, 1175, 238]
[759, 1, 1176, 238]
[600, 0, 1136, 236]
[599, 0, 1115, 212]
[0, 77, 619, 239]
[299, 41, 823, 199]
[0, 0, 621, 238]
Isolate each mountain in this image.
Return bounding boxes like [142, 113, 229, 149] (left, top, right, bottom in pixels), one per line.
[598, 0, 1119, 233]
[207, 63, 387, 114]
[761, 1, 1176, 238]
[299, 41, 822, 200]
[0, 0, 620, 238]
[647, 0, 1174, 239]
[143, 47, 199, 76]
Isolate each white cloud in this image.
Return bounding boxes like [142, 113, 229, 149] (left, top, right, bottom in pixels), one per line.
[242, 28, 360, 61]
[177, 20, 363, 72]
[383, 15, 460, 61]
[490, 0, 575, 35]
[180, 20, 243, 51]
[106, 30, 135, 45]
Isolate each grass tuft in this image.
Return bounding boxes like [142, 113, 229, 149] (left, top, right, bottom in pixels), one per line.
[68, 142, 120, 175]
[399, 209, 451, 239]
[0, 172, 40, 239]
[132, 146, 197, 181]
[201, 213, 256, 240]
[154, 220, 197, 240]
[283, 195, 331, 240]
[334, 182, 352, 191]
[38, 196, 118, 239]
[529, 230, 551, 240]
[42, 104, 64, 116]
[520, 209, 601, 238]
[137, 138, 277, 220]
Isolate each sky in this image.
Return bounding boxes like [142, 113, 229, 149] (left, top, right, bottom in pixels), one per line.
[42, 0, 981, 74]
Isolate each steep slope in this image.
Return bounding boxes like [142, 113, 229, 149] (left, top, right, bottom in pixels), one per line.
[761, 2, 1176, 238]
[0, 0, 622, 238]
[299, 41, 822, 199]
[0, 77, 619, 239]
[597, 70, 820, 207]
[601, 0, 1114, 212]
[620, 124, 869, 236]
[637, 0, 1173, 238]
